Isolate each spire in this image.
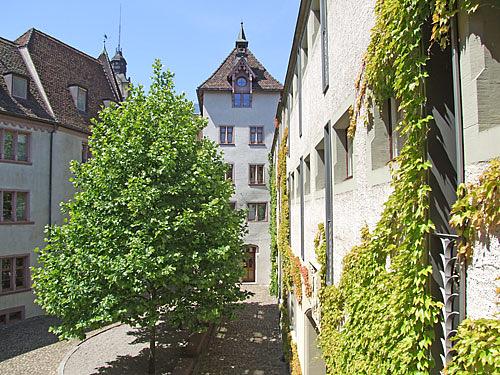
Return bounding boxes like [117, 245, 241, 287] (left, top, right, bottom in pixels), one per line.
[103, 34, 108, 53]
[236, 22, 249, 49]
[117, 4, 122, 53]
[111, 4, 127, 76]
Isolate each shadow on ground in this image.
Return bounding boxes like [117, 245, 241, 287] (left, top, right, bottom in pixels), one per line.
[0, 316, 61, 362]
[199, 301, 287, 375]
[90, 322, 190, 375]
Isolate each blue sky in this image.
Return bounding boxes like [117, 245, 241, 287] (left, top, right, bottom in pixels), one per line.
[1, 0, 299, 103]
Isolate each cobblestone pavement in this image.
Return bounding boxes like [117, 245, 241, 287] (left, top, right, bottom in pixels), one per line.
[198, 285, 288, 375]
[63, 322, 191, 375]
[0, 316, 78, 375]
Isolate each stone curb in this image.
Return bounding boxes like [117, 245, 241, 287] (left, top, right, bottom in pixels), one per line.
[57, 323, 123, 375]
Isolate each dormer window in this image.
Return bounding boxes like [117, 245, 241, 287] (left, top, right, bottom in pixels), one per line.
[102, 100, 116, 108]
[236, 77, 247, 87]
[4, 74, 28, 100]
[233, 74, 252, 108]
[69, 85, 87, 112]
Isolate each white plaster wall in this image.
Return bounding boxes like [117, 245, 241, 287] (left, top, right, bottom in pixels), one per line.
[0, 120, 50, 318]
[0, 118, 86, 319]
[459, 6, 500, 320]
[282, 1, 393, 371]
[202, 90, 280, 285]
[285, 0, 387, 285]
[464, 161, 500, 320]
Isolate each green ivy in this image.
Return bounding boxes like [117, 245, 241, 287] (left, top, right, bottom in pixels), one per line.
[450, 158, 500, 261]
[269, 154, 279, 296]
[316, 0, 485, 373]
[445, 319, 500, 374]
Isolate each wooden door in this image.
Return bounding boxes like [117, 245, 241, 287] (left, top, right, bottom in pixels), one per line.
[242, 246, 256, 282]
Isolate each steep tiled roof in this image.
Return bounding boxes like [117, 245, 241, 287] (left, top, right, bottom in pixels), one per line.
[10, 29, 121, 132]
[0, 36, 54, 123]
[198, 48, 283, 92]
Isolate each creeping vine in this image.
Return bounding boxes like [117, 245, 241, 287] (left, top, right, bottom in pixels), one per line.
[317, 0, 481, 373]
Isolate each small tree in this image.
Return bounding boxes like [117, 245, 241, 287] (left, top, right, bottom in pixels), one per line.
[33, 61, 247, 374]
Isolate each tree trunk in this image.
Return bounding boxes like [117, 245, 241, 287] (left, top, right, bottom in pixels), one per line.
[148, 324, 156, 374]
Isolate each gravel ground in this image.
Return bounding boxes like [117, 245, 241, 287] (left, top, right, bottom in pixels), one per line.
[198, 285, 288, 375]
[0, 316, 78, 375]
[63, 322, 191, 375]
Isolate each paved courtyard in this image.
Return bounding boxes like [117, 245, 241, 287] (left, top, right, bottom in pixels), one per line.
[198, 285, 288, 375]
[0, 286, 286, 375]
[0, 316, 77, 375]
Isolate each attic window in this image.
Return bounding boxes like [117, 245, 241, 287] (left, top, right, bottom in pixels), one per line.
[69, 85, 87, 112]
[102, 100, 115, 108]
[4, 74, 28, 99]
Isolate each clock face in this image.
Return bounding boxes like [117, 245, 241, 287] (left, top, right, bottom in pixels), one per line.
[236, 77, 247, 87]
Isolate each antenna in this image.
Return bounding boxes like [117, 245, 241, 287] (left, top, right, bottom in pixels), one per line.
[117, 4, 122, 53]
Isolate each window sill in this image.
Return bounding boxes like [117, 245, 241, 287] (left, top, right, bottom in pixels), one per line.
[0, 159, 32, 165]
[0, 221, 35, 225]
[248, 143, 266, 147]
[247, 220, 268, 223]
[249, 183, 266, 187]
[0, 288, 31, 296]
[219, 143, 236, 147]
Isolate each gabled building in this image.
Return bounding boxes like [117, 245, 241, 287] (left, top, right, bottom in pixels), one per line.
[197, 24, 282, 285]
[0, 29, 127, 325]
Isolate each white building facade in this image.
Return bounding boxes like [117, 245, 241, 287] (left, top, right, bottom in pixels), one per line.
[198, 25, 282, 285]
[272, 0, 500, 374]
[0, 29, 126, 325]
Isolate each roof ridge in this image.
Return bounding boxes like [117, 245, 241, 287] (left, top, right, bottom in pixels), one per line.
[20, 28, 101, 63]
[197, 47, 236, 90]
[98, 52, 122, 102]
[0, 36, 17, 46]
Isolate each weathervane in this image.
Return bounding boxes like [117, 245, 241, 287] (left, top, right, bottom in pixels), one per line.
[103, 34, 108, 52]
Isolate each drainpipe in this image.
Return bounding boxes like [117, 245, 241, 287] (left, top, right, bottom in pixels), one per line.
[450, 14, 466, 323]
[48, 126, 56, 228]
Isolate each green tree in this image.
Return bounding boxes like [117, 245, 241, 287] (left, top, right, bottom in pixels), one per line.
[33, 61, 247, 374]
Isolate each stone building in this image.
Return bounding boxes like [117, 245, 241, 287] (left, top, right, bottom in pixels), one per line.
[197, 24, 282, 285]
[0, 29, 127, 324]
[271, 0, 500, 374]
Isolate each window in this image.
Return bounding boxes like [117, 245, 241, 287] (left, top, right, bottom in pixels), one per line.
[3, 74, 28, 99]
[333, 110, 352, 183]
[311, 0, 321, 44]
[0, 129, 30, 162]
[1, 255, 29, 294]
[346, 134, 353, 178]
[315, 140, 325, 190]
[249, 164, 265, 185]
[0, 191, 29, 223]
[236, 77, 247, 87]
[102, 99, 115, 108]
[219, 126, 234, 144]
[249, 126, 264, 145]
[248, 203, 267, 222]
[0, 306, 25, 326]
[69, 85, 88, 112]
[82, 143, 91, 163]
[233, 93, 251, 108]
[225, 163, 234, 181]
[229, 201, 237, 210]
[320, 0, 329, 92]
[12, 75, 28, 99]
[304, 155, 311, 195]
[388, 98, 404, 159]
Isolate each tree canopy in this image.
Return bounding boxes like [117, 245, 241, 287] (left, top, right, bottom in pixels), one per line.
[33, 61, 247, 370]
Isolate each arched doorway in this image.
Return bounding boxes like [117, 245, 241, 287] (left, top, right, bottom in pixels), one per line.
[242, 245, 258, 282]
